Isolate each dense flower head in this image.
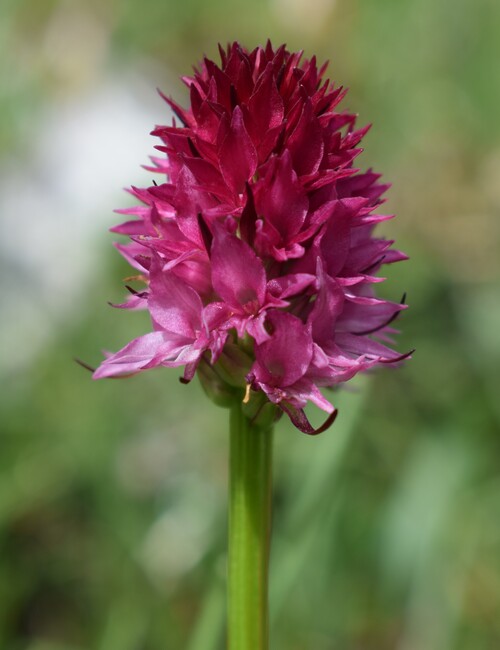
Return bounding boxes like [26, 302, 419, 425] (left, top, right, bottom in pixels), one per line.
[94, 41, 410, 433]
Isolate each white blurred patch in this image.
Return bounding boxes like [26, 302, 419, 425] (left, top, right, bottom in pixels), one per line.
[0, 77, 171, 376]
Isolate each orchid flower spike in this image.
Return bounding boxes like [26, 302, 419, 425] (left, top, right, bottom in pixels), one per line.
[94, 41, 410, 433]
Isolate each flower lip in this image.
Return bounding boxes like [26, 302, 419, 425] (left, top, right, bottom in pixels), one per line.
[249, 311, 314, 387]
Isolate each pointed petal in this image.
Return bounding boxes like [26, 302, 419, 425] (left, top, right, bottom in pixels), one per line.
[254, 150, 308, 241]
[211, 226, 266, 313]
[93, 331, 199, 379]
[248, 63, 284, 136]
[218, 106, 257, 194]
[319, 199, 368, 276]
[335, 332, 404, 360]
[148, 256, 203, 336]
[307, 260, 345, 343]
[287, 99, 324, 176]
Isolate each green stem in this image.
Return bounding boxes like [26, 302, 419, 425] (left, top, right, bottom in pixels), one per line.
[228, 402, 273, 650]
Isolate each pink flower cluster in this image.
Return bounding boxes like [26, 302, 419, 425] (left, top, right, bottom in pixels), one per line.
[94, 41, 409, 432]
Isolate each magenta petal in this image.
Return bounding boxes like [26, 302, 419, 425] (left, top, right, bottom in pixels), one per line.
[287, 99, 324, 176]
[335, 332, 404, 360]
[170, 167, 207, 246]
[246, 312, 271, 344]
[93, 331, 198, 379]
[109, 293, 147, 310]
[337, 295, 405, 335]
[308, 261, 345, 343]
[181, 156, 229, 200]
[211, 226, 266, 313]
[194, 100, 223, 144]
[202, 301, 233, 331]
[218, 106, 258, 194]
[113, 241, 150, 272]
[252, 311, 313, 387]
[249, 64, 284, 131]
[247, 63, 284, 157]
[319, 199, 368, 276]
[254, 150, 308, 241]
[148, 256, 204, 336]
[266, 273, 315, 299]
[110, 219, 155, 236]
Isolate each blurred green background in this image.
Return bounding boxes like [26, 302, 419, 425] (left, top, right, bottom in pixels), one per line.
[1, 0, 500, 648]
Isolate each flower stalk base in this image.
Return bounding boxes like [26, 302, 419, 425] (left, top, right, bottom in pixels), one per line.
[228, 402, 273, 650]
